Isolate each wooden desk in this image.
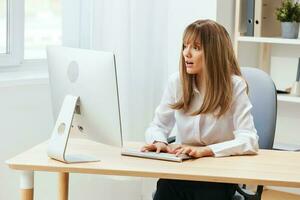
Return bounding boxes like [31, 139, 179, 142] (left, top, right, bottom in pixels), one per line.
[6, 139, 300, 200]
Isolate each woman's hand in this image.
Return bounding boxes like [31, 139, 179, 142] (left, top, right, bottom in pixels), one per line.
[141, 141, 173, 153]
[175, 145, 214, 158]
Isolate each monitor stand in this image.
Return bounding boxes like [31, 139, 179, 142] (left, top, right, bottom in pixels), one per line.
[47, 95, 100, 163]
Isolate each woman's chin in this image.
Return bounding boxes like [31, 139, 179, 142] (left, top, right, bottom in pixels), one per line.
[186, 68, 197, 74]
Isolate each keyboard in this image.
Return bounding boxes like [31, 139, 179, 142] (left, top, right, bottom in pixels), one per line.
[121, 148, 192, 162]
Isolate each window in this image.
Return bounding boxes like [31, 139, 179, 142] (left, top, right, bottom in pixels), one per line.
[0, 0, 24, 66]
[0, 0, 7, 54]
[24, 0, 62, 59]
[0, 0, 62, 66]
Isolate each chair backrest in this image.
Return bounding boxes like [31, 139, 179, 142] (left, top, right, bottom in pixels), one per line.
[241, 67, 277, 150]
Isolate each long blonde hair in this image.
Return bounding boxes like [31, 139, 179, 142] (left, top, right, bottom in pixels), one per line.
[170, 19, 243, 118]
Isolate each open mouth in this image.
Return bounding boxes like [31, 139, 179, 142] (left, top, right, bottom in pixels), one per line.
[185, 61, 194, 67]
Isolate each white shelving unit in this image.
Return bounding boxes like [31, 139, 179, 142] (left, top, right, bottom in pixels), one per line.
[234, 0, 300, 104]
[234, 0, 300, 196]
[277, 94, 300, 104]
[238, 36, 300, 45]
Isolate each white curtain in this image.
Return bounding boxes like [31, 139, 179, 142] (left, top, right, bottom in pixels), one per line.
[90, 0, 169, 142]
[63, 0, 217, 142]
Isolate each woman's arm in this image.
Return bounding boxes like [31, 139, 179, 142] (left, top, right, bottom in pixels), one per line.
[207, 78, 259, 157]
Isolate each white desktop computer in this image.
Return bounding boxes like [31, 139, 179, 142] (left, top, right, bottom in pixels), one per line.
[46, 46, 123, 163]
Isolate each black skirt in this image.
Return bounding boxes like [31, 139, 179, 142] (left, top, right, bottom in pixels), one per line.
[153, 179, 236, 200]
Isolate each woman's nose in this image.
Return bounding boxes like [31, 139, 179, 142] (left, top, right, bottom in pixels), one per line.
[183, 47, 191, 57]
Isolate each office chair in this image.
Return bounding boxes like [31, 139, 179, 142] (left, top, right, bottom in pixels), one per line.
[153, 67, 277, 200]
[232, 67, 277, 200]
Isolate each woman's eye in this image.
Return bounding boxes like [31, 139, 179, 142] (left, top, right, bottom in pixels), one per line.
[183, 45, 187, 49]
[194, 46, 201, 50]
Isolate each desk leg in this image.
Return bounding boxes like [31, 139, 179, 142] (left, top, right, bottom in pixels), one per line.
[58, 172, 69, 200]
[20, 171, 34, 200]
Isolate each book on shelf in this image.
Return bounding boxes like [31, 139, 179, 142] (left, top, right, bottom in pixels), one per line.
[254, 0, 262, 36]
[297, 58, 300, 82]
[239, 0, 247, 34]
[246, 0, 255, 36]
[240, 0, 281, 37]
[260, 0, 281, 37]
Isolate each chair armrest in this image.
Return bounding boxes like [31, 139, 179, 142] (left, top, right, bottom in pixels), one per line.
[167, 136, 176, 144]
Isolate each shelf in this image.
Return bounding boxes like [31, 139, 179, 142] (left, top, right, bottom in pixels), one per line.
[277, 94, 300, 103]
[238, 36, 300, 45]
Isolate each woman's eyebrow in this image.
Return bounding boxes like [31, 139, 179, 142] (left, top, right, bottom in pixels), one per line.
[194, 42, 201, 46]
[183, 40, 200, 45]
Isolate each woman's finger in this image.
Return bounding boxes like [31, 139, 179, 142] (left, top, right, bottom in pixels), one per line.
[141, 144, 155, 152]
[172, 145, 182, 152]
[141, 147, 146, 152]
[174, 148, 181, 154]
[141, 145, 150, 152]
[189, 149, 197, 156]
[166, 146, 173, 153]
[156, 145, 162, 153]
[182, 148, 191, 155]
[175, 148, 184, 156]
[167, 145, 178, 153]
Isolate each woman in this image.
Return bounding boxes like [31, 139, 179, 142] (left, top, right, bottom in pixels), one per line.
[141, 19, 259, 200]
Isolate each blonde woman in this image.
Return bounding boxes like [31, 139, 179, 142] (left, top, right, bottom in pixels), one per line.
[141, 19, 259, 200]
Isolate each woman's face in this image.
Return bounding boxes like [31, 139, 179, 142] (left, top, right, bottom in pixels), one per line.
[182, 40, 204, 75]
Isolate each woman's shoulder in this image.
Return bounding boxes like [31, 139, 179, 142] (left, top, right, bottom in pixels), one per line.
[231, 75, 248, 96]
[166, 72, 181, 95]
[231, 75, 246, 88]
[167, 72, 180, 86]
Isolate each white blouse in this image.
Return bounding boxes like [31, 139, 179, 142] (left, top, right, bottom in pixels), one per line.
[145, 73, 259, 157]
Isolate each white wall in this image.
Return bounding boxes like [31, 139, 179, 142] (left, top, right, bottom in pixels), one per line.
[0, 79, 54, 200]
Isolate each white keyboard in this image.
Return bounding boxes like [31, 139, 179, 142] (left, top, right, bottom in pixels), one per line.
[121, 148, 191, 162]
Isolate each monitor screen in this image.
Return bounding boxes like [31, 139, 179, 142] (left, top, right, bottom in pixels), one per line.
[47, 46, 123, 148]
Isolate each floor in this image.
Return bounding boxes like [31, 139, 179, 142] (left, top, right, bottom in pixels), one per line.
[262, 189, 300, 200]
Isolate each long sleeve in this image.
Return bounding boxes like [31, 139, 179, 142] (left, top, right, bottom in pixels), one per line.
[145, 74, 177, 144]
[208, 79, 259, 157]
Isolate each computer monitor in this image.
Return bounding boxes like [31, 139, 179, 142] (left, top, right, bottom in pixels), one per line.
[46, 46, 123, 163]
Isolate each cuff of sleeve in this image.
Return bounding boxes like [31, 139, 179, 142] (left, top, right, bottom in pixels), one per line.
[208, 138, 258, 157]
[145, 131, 168, 144]
[208, 140, 243, 157]
[208, 143, 229, 157]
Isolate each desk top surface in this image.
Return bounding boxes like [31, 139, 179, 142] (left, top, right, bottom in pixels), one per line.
[6, 139, 300, 188]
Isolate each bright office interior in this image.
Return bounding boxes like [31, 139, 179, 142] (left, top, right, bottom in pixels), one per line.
[1, 0, 300, 200]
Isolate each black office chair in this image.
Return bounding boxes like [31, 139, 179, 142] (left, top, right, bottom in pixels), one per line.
[155, 67, 277, 200]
